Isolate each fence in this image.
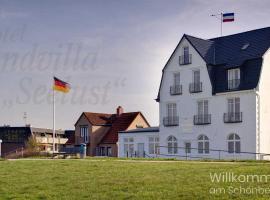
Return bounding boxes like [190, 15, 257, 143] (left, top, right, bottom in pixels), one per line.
[124, 146, 270, 160]
[157, 146, 270, 160]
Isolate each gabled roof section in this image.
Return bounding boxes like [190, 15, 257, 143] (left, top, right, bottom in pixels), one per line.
[210, 27, 270, 66]
[75, 112, 114, 126]
[185, 35, 215, 64]
[156, 27, 270, 100]
[100, 112, 150, 144]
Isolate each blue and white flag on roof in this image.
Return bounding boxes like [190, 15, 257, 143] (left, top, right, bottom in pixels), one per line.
[222, 13, 234, 22]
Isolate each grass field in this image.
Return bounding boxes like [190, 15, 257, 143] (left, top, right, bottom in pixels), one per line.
[1, 158, 270, 199]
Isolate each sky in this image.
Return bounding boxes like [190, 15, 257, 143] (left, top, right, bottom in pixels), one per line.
[0, 0, 270, 130]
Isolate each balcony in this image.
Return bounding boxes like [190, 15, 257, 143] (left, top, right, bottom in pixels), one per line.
[170, 85, 182, 95]
[179, 54, 192, 65]
[163, 116, 179, 127]
[194, 114, 211, 125]
[227, 79, 240, 90]
[189, 82, 202, 93]
[224, 112, 242, 123]
[35, 136, 68, 144]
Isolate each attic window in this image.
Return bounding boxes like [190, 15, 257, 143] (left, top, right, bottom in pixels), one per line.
[241, 43, 250, 50]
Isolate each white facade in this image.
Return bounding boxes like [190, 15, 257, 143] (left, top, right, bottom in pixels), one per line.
[158, 37, 268, 160]
[118, 127, 159, 158]
[118, 32, 270, 160]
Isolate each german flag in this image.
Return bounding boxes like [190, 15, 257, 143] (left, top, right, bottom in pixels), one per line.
[53, 77, 70, 93]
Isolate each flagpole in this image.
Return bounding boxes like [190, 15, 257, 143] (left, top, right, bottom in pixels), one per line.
[220, 12, 223, 36]
[53, 86, 55, 153]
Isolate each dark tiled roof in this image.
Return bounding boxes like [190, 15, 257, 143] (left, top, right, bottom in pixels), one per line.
[186, 27, 270, 66]
[157, 27, 270, 99]
[83, 112, 114, 125]
[100, 112, 141, 144]
[119, 127, 159, 133]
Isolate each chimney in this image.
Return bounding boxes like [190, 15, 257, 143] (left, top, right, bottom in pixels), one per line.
[116, 106, 124, 116]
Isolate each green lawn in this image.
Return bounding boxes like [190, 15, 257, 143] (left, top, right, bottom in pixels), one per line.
[1, 158, 270, 199]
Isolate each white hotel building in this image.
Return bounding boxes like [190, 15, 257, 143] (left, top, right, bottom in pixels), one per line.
[118, 27, 270, 160]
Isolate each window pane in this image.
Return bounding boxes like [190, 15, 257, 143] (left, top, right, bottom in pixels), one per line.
[235, 98, 240, 113]
[228, 142, 234, 153]
[235, 141, 241, 153]
[129, 138, 134, 142]
[205, 142, 209, 154]
[149, 143, 154, 154]
[155, 145, 160, 154]
[174, 73, 180, 85]
[173, 142, 178, 154]
[193, 70, 200, 83]
[185, 143, 191, 153]
[149, 137, 154, 142]
[124, 144, 128, 154]
[129, 144, 134, 154]
[235, 134, 240, 140]
[124, 138, 128, 143]
[204, 101, 208, 115]
[198, 142, 203, 154]
[168, 143, 172, 154]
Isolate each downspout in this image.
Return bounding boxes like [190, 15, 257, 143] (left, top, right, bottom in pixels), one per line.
[255, 89, 260, 160]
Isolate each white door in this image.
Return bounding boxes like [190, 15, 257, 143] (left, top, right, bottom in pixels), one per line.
[137, 143, 145, 157]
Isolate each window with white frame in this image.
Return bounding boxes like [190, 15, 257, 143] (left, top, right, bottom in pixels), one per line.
[149, 136, 160, 155]
[185, 142, 191, 154]
[197, 100, 208, 116]
[228, 133, 241, 153]
[227, 68, 240, 89]
[80, 126, 89, 143]
[193, 70, 200, 84]
[167, 103, 177, 118]
[123, 137, 134, 157]
[198, 135, 209, 154]
[227, 97, 241, 121]
[173, 72, 180, 86]
[183, 46, 189, 63]
[167, 136, 178, 154]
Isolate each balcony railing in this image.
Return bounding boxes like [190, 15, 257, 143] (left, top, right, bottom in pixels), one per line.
[170, 85, 182, 95]
[224, 112, 242, 123]
[163, 116, 179, 127]
[227, 79, 240, 90]
[189, 82, 202, 93]
[194, 114, 211, 125]
[179, 54, 192, 65]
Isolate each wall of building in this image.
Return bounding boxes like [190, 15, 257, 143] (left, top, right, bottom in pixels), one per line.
[75, 114, 111, 156]
[258, 49, 270, 159]
[118, 131, 159, 158]
[91, 125, 110, 156]
[158, 37, 257, 160]
[128, 113, 150, 130]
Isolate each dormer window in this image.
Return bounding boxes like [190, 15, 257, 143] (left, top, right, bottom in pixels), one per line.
[227, 68, 240, 90]
[179, 46, 192, 65]
[241, 43, 250, 50]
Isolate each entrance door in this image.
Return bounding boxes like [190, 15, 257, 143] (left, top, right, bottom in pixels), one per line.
[137, 143, 145, 157]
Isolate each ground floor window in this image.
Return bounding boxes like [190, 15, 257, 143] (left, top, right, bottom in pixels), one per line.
[149, 136, 160, 155]
[167, 135, 178, 154]
[228, 133, 240, 153]
[107, 147, 112, 157]
[185, 142, 191, 154]
[198, 135, 209, 154]
[124, 137, 134, 157]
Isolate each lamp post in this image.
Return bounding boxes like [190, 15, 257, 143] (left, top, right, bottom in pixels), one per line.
[0, 139, 2, 157]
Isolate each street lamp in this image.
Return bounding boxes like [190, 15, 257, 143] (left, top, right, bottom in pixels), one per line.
[0, 139, 2, 158]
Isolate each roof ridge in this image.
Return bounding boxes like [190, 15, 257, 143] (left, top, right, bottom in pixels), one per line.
[185, 34, 213, 42]
[210, 26, 270, 40]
